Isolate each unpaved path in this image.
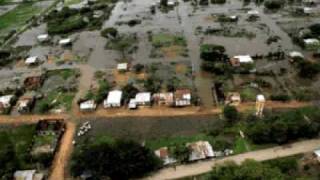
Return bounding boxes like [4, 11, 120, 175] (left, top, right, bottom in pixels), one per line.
[49, 121, 76, 180]
[72, 64, 95, 114]
[146, 138, 320, 180]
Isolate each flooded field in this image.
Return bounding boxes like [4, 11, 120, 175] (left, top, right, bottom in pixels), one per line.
[78, 114, 220, 141]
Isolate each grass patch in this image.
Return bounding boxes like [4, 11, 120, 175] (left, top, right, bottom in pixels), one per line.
[34, 91, 75, 113]
[33, 133, 57, 148]
[64, 0, 82, 6]
[0, 3, 41, 34]
[145, 134, 213, 151]
[240, 87, 259, 101]
[0, 124, 36, 169]
[151, 33, 186, 48]
[233, 137, 250, 154]
[46, 69, 78, 80]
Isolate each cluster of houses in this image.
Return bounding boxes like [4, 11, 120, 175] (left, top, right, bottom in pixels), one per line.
[0, 71, 44, 114]
[79, 88, 192, 112]
[154, 141, 233, 165]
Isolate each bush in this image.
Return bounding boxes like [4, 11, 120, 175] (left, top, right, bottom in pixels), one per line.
[211, 0, 226, 4]
[270, 94, 291, 102]
[200, 44, 226, 61]
[264, 0, 284, 10]
[223, 105, 239, 124]
[101, 27, 118, 38]
[48, 15, 87, 34]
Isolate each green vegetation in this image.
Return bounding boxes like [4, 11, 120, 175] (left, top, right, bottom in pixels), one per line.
[0, 3, 40, 34]
[71, 139, 161, 179]
[264, 0, 284, 11]
[247, 106, 320, 144]
[146, 134, 214, 151]
[207, 160, 285, 179]
[105, 34, 138, 58]
[101, 27, 118, 38]
[0, 125, 36, 178]
[34, 91, 75, 113]
[223, 105, 239, 124]
[85, 79, 110, 103]
[47, 13, 86, 34]
[151, 33, 186, 47]
[46, 69, 78, 80]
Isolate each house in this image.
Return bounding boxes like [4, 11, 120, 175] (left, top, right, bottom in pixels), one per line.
[289, 51, 304, 59]
[303, 7, 315, 14]
[117, 63, 128, 72]
[25, 56, 40, 66]
[313, 148, 320, 162]
[304, 38, 320, 49]
[93, 10, 104, 18]
[17, 94, 35, 113]
[59, 38, 72, 46]
[153, 92, 174, 106]
[187, 141, 214, 161]
[80, 100, 97, 111]
[37, 34, 49, 42]
[24, 73, 44, 90]
[225, 92, 241, 106]
[135, 92, 151, 106]
[103, 90, 122, 108]
[14, 170, 44, 180]
[154, 147, 177, 165]
[247, 10, 259, 15]
[230, 55, 254, 67]
[167, 0, 176, 6]
[128, 98, 137, 109]
[174, 89, 191, 107]
[0, 95, 14, 113]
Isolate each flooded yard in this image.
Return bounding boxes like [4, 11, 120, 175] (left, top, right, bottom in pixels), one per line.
[78, 114, 219, 141]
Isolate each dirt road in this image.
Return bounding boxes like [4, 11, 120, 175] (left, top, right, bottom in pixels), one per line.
[49, 121, 76, 180]
[146, 138, 320, 180]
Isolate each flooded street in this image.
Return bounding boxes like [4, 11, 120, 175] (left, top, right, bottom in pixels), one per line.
[7, 0, 320, 107]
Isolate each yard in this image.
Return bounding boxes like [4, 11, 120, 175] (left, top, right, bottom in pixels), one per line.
[0, 3, 41, 36]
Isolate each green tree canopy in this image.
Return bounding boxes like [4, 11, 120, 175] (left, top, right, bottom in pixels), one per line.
[71, 139, 161, 179]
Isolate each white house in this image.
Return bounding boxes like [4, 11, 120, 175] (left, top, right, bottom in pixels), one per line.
[0, 95, 14, 109]
[174, 89, 191, 107]
[167, 0, 176, 6]
[314, 148, 320, 162]
[117, 63, 128, 72]
[37, 34, 49, 42]
[59, 38, 72, 46]
[128, 98, 137, 109]
[247, 10, 259, 15]
[80, 100, 97, 111]
[289, 51, 304, 59]
[304, 38, 320, 49]
[103, 90, 122, 108]
[135, 92, 151, 106]
[154, 147, 177, 165]
[14, 170, 44, 180]
[0, 95, 14, 114]
[230, 55, 254, 67]
[187, 141, 214, 161]
[25, 56, 40, 66]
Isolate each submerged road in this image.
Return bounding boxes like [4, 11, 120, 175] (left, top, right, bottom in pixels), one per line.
[146, 138, 320, 180]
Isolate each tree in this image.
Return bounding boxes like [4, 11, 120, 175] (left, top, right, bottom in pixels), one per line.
[0, 132, 17, 179]
[101, 27, 118, 38]
[95, 80, 110, 103]
[71, 139, 161, 179]
[297, 61, 320, 79]
[200, 44, 226, 62]
[223, 105, 239, 124]
[122, 84, 139, 102]
[169, 143, 190, 163]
